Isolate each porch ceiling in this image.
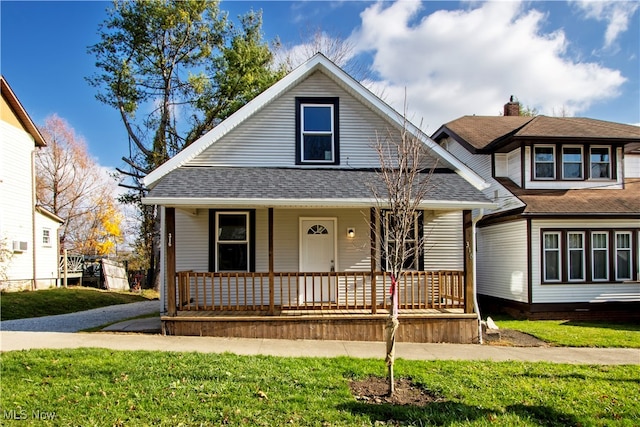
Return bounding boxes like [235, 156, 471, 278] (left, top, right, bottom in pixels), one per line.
[142, 167, 495, 209]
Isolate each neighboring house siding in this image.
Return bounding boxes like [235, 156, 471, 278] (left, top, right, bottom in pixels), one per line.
[624, 153, 640, 178]
[530, 218, 640, 304]
[477, 220, 529, 303]
[507, 148, 522, 186]
[443, 137, 522, 214]
[187, 71, 431, 169]
[34, 211, 60, 289]
[423, 210, 463, 270]
[0, 121, 35, 289]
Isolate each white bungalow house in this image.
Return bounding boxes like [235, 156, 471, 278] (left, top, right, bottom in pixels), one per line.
[432, 98, 640, 320]
[1, 76, 63, 291]
[142, 54, 495, 343]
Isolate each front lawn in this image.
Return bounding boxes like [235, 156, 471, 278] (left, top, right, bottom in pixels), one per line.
[0, 287, 158, 321]
[492, 316, 640, 348]
[1, 349, 637, 426]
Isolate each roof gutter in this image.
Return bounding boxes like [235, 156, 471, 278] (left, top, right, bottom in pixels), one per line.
[142, 197, 497, 210]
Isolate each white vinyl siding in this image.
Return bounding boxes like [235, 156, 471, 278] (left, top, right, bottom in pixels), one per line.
[34, 212, 61, 289]
[477, 220, 529, 303]
[624, 153, 640, 178]
[507, 148, 521, 185]
[187, 71, 421, 169]
[423, 210, 463, 270]
[440, 137, 523, 215]
[0, 122, 36, 289]
[174, 209, 210, 273]
[531, 219, 640, 304]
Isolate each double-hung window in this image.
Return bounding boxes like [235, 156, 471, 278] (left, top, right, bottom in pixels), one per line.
[590, 147, 611, 179]
[562, 146, 583, 179]
[543, 232, 561, 281]
[215, 212, 249, 272]
[591, 232, 609, 281]
[615, 232, 632, 281]
[383, 211, 422, 271]
[567, 232, 585, 281]
[42, 228, 51, 247]
[296, 97, 339, 165]
[534, 146, 555, 179]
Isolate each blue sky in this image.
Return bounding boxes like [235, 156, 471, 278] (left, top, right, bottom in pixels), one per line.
[2, 0, 639, 171]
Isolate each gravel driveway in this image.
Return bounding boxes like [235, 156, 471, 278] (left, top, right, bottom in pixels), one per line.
[0, 300, 160, 332]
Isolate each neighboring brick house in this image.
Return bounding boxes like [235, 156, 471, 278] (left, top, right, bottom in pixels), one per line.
[432, 98, 640, 319]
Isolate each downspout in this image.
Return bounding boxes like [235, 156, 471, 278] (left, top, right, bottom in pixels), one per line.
[472, 208, 484, 344]
[31, 149, 37, 290]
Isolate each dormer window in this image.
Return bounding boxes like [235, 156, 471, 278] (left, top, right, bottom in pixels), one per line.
[533, 146, 555, 179]
[295, 97, 339, 165]
[590, 147, 611, 179]
[562, 146, 583, 179]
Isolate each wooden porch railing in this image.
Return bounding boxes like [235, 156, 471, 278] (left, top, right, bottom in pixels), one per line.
[173, 271, 464, 314]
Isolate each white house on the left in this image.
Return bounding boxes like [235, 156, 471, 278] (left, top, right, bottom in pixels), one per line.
[1, 76, 63, 291]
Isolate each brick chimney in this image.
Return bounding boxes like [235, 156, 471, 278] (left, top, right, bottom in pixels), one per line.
[503, 95, 520, 116]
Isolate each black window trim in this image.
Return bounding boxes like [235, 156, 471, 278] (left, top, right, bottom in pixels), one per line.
[209, 209, 256, 272]
[295, 97, 340, 165]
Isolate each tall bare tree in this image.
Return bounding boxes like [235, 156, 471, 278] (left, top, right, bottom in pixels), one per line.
[87, 0, 285, 287]
[369, 106, 437, 396]
[35, 114, 122, 255]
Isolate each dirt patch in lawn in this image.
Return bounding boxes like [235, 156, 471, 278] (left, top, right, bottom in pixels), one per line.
[349, 377, 444, 407]
[491, 329, 549, 347]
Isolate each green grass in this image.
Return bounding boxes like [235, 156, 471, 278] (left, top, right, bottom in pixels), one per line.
[1, 349, 638, 426]
[0, 287, 158, 321]
[491, 316, 640, 348]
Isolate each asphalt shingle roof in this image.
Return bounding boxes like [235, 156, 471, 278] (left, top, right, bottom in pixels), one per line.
[495, 177, 640, 216]
[147, 167, 492, 204]
[442, 116, 640, 151]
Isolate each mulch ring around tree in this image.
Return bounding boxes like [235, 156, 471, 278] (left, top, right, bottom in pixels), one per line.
[349, 377, 445, 407]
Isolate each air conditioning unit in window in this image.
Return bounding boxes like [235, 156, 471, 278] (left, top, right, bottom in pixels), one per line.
[12, 241, 28, 252]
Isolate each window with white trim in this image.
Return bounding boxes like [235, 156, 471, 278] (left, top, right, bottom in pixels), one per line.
[216, 212, 249, 271]
[591, 232, 609, 281]
[590, 147, 611, 179]
[296, 97, 339, 165]
[42, 228, 51, 247]
[534, 146, 555, 179]
[562, 146, 583, 179]
[543, 232, 561, 281]
[615, 232, 632, 281]
[567, 232, 585, 281]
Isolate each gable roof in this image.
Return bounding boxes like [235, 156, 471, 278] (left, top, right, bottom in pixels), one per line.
[142, 54, 488, 191]
[145, 167, 494, 209]
[1, 76, 46, 147]
[433, 115, 640, 152]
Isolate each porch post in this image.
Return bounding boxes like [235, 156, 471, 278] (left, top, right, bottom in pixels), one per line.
[268, 207, 275, 315]
[166, 207, 177, 316]
[370, 207, 377, 314]
[463, 210, 474, 313]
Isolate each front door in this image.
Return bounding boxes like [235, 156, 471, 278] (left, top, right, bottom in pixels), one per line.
[299, 218, 337, 304]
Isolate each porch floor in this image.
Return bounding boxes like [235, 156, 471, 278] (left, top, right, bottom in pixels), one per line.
[161, 308, 479, 343]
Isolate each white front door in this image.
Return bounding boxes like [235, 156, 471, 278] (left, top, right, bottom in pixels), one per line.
[299, 218, 337, 303]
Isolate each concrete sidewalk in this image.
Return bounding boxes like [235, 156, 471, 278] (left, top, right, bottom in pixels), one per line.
[1, 329, 638, 365]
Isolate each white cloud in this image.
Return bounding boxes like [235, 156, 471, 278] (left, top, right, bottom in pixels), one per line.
[346, 0, 627, 131]
[573, 0, 639, 49]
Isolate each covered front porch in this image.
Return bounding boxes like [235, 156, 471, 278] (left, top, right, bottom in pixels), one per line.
[161, 207, 480, 343]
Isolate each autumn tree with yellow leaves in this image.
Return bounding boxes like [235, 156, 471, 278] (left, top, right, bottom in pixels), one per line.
[35, 114, 123, 256]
